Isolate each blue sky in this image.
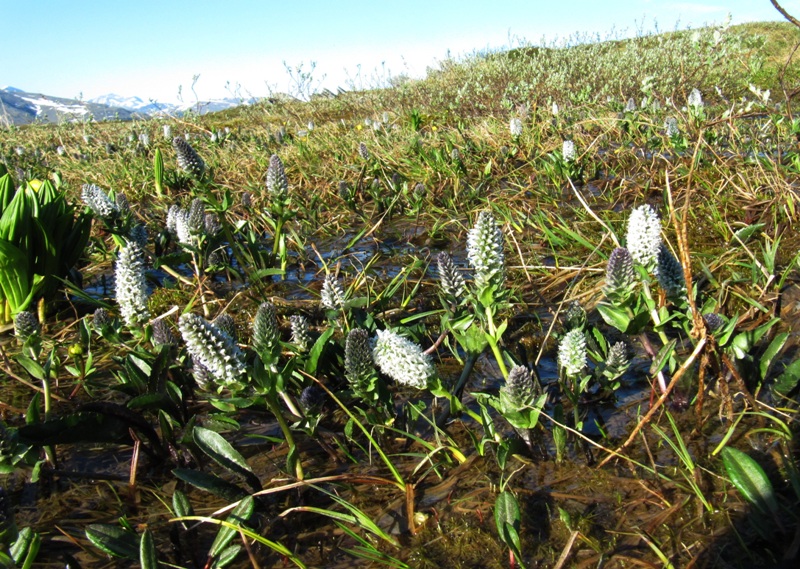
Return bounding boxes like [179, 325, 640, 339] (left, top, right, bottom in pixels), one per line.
[1, 1, 792, 103]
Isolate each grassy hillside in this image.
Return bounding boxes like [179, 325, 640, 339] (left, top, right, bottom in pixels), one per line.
[1, 19, 800, 569]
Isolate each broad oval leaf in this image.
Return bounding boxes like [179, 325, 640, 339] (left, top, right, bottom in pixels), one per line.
[172, 469, 249, 502]
[139, 528, 158, 569]
[494, 491, 521, 554]
[85, 524, 139, 559]
[193, 427, 259, 491]
[721, 447, 778, 515]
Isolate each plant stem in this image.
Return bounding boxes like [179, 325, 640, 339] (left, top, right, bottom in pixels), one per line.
[266, 394, 304, 480]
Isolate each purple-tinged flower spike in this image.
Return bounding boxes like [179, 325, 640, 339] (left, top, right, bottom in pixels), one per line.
[372, 329, 433, 389]
[179, 313, 245, 390]
[345, 328, 374, 388]
[266, 154, 288, 198]
[115, 241, 150, 327]
[14, 311, 40, 342]
[172, 136, 205, 178]
[501, 365, 538, 408]
[603, 247, 636, 304]
[358, 142, 370, 161]
[656, 243, 686, 298]
[252, 302, 279, 353]
[625, 204, 661, 271]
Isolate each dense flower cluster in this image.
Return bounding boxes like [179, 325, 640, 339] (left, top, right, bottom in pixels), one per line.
[437, 251, 466, 301]
[603, 247, 636, 304]
[266, 154, 288, 197]
[14, 311, 40, 342]
[290, 314, 311, 351]
[501, 365, 538, 407]
[115, 241, 150, 327]
[345, 329, 374, 387]
[252, 302, 279, 354]
[509, 117, 523, 137]
[321, 274, 345, 311]
[562, 140, 576, 162]
[467, 211, 505, 291]
[81, 184, 119, 221]
[172, 136, 205, 177]
[625, 204, 661, 270]
[558, 329, 587, 377]
[371, 329, 433, 389]
[179, 313, 245, 389]
[656, 243, 686, 298]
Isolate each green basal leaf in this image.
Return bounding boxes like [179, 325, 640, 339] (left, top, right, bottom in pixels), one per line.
[721, 447, 778, 515]
[139, 528, 158, 569]
[494, 491, 523, 566]
[193, 427, 260, 490]
[209, 496, 255, 559]
[772, 357, 800, 396]
[85, 524, 139, 559]
[760, 332, 788, 380]
[172, 469, 249, 502]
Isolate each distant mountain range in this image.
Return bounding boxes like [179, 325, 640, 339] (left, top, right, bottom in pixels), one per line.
[0, 86, 255, 125]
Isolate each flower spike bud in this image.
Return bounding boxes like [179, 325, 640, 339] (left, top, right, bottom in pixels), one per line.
[501, 365, 538, 408]
[172, 136, 205, 178]
[266, 154, 288, 197]
[345, 329, 374, 387]
[252, 302, 279, 353]
[81, 184, 119, 221]
[321, 274, 345, 311]
[603, 247, 636, 304]
[656, 243, 686, 298]
[509, 117, 523, 137]
[289, 314, 311, 352]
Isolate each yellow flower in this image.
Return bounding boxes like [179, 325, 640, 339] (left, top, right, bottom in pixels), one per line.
[28, 179, 43, 192]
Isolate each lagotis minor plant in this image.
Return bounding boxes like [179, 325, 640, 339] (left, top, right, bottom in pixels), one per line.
[14, 311, 40, 343]
[564, 301, 587, 331]
[358, 142, 370, 161]
[664, 117, 680, 138]
[562, 140, 576, 163]
[81, 184, 118, 221]
[172, 136, 205, 178]
[372, 329, 433, 389]
[603, 247, 636, 305]
[687, 88, 704, 109]
[115, 241, 150, 327]
[345, 328, 375, 388]
[437, 251, 466, 302]
[558, 329, 587, 377]
[321, 274, 345, 311]
[214, 314, 238, 343]
[467, 211, 505, 292]
[266, 154, 288, 198]
[289, 314, 311, 352]
[624, 97, 637, 112]
[501, 365, 539, 408]
[509, 117, 523, 138]
[625, 204, 661, 271]
[656, 243, 686, 298]
[179, 313, 246, 390]
[151, 318, 177, 347]
[252, 301, 280, 354]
